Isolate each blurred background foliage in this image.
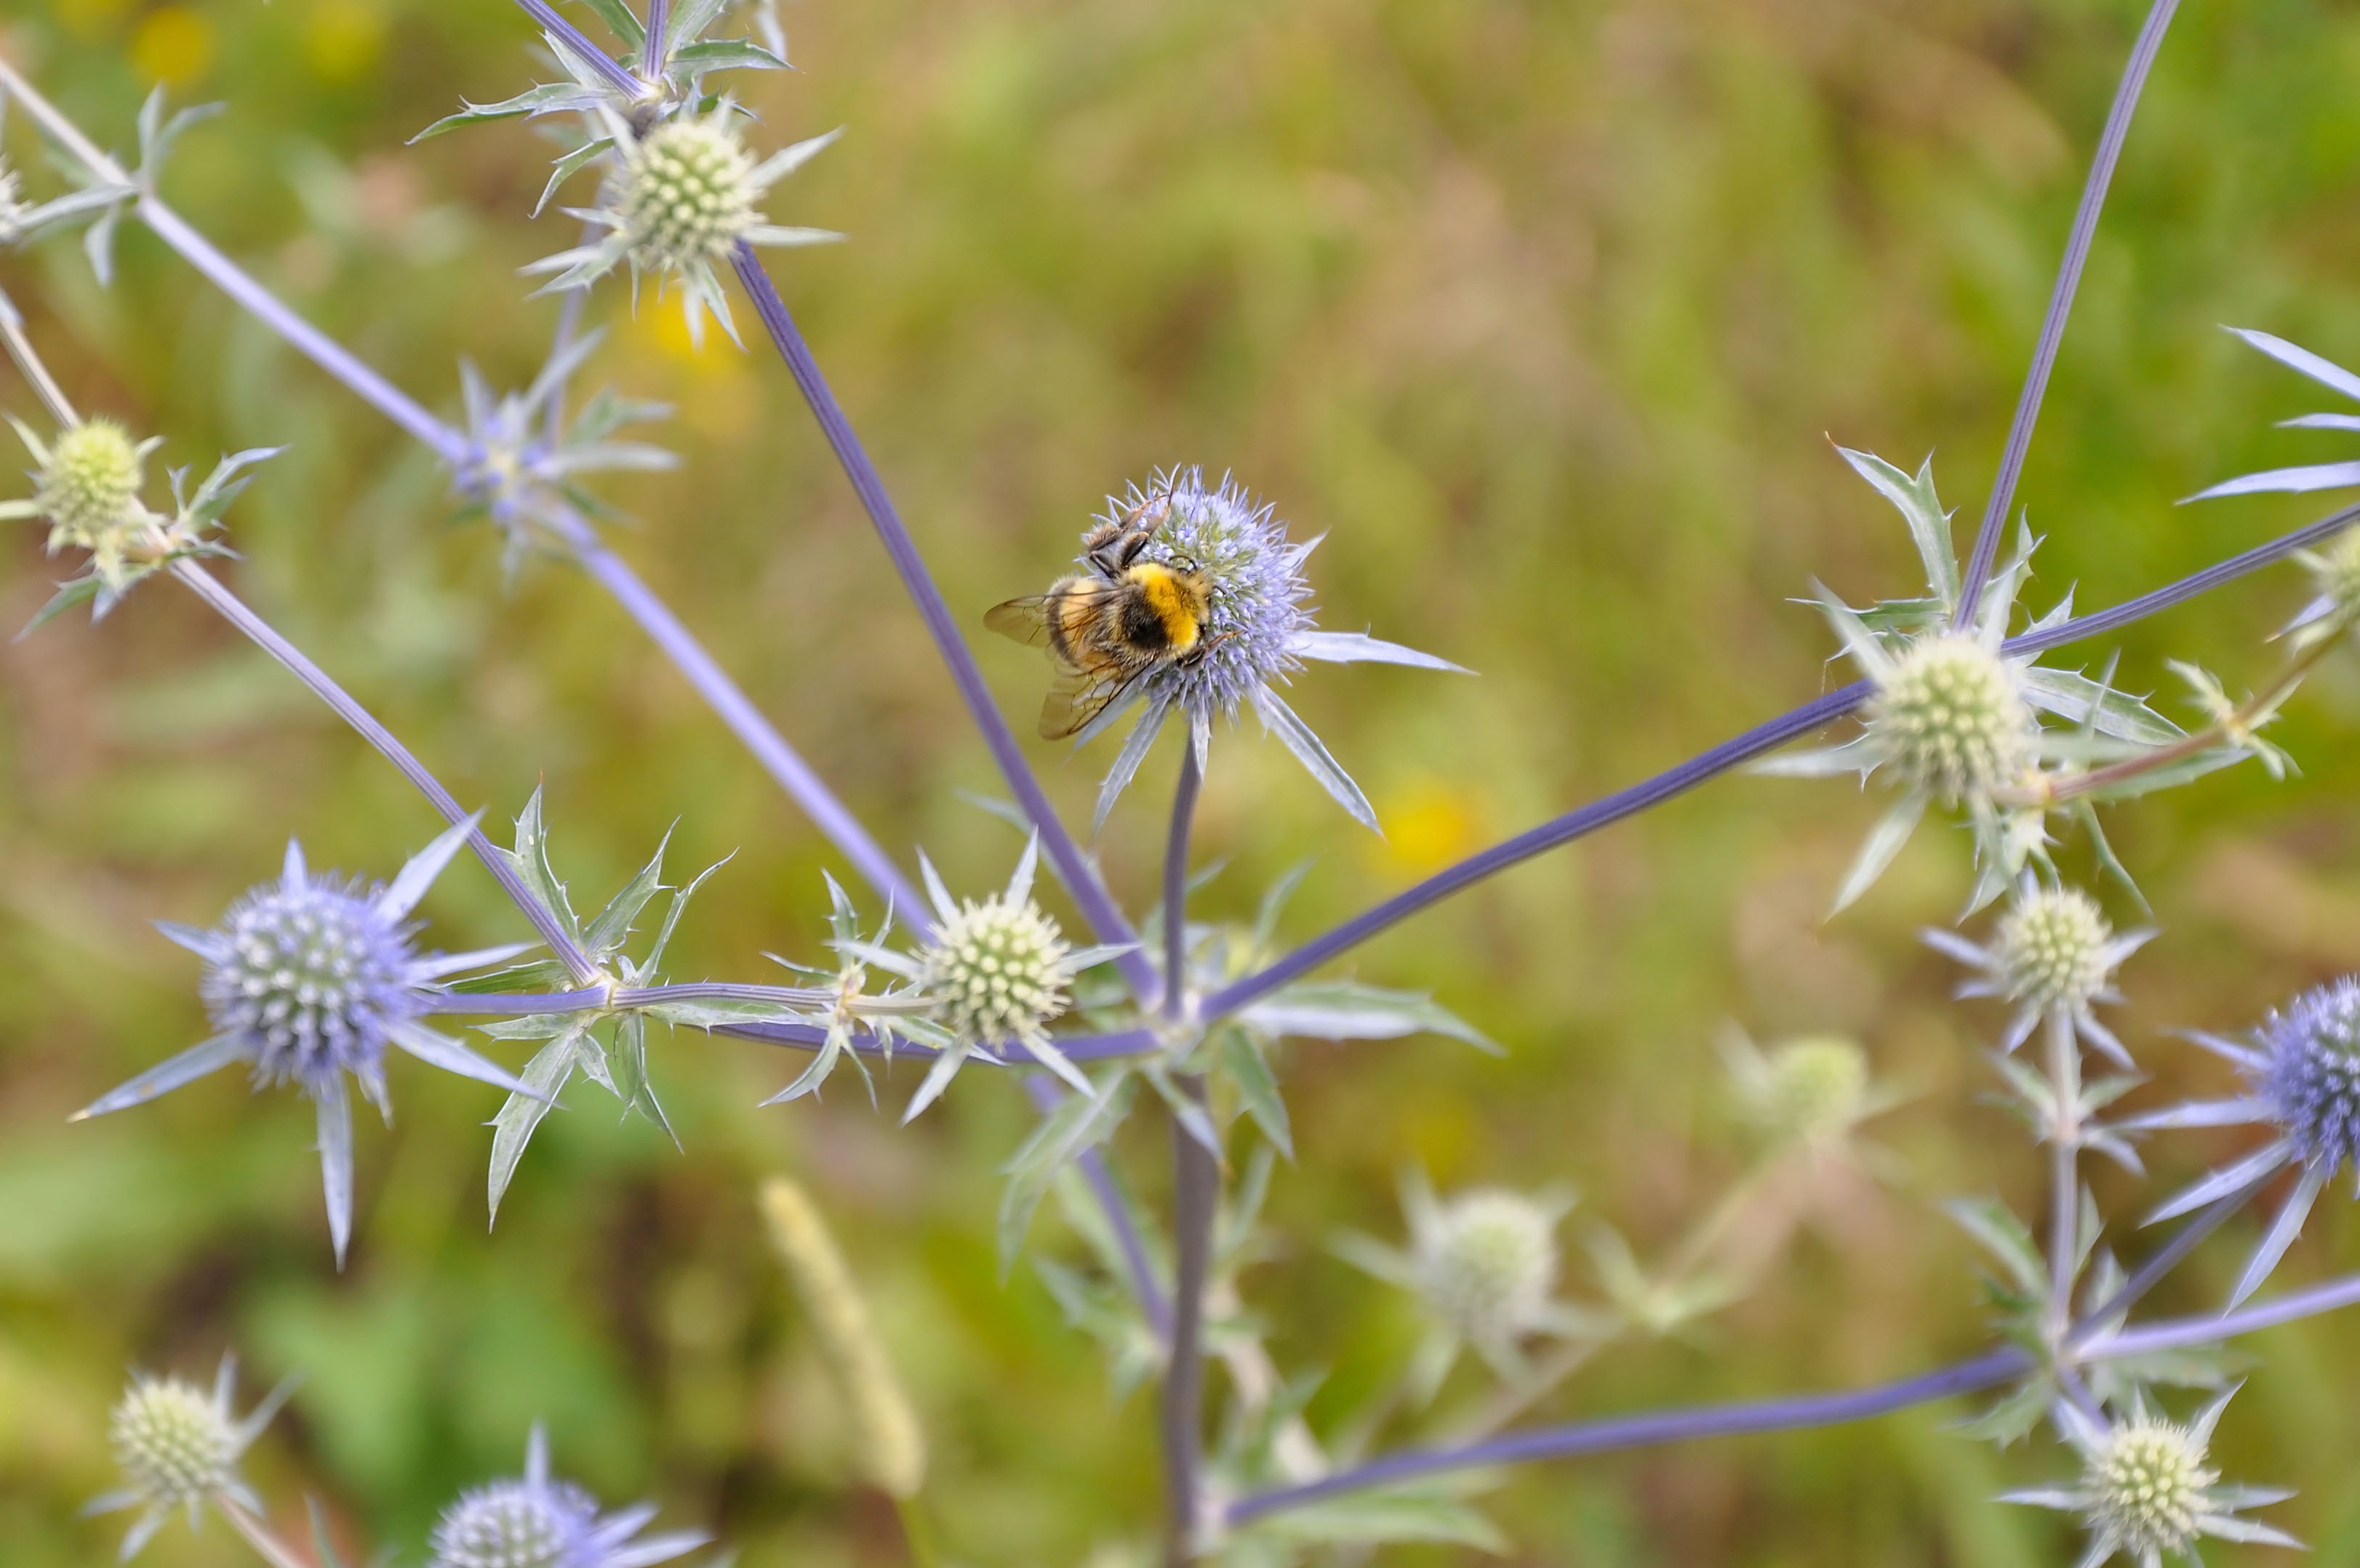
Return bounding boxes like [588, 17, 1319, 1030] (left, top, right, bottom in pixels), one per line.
[7, 0, 2360, 1560]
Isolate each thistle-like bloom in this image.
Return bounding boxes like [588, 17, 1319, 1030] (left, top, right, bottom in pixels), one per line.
[429, 1425, 706, 1568]
[847, 836, 1129, 1120]
[1335, 1171, 1590, 1396]
[523, 103, 841, 347]
[1721, 1030, 1894, 1151]
[1925, 880, 2151, 1063]
[450, 331, 677, 579]
[0, 416, 162, 587]
[74, 821, 536, 1265]
[1081, 468, 1464, 831]
[85, 1356, 292, 1561]
[2002, 1390, 2295, 1567]
[2135, 975, 2360, 1305]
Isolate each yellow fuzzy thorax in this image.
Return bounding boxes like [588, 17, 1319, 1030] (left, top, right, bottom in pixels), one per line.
[1129, 564, 1206, 651]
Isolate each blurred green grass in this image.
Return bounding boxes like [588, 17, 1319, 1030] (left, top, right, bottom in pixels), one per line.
[11, 0, 2360, 1561]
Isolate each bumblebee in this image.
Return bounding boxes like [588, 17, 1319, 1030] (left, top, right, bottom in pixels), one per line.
[985, 496, 1217, 740]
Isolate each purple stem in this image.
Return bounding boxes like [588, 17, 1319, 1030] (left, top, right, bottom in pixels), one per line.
[1161, 1076, 1217, 1565]
[1205, 494, 2360, 1023]
[1955, 0, 2182, 627]
[171, 561, 595, 979]
[2092, 1268, 2360, 1358]
[1225, 1350, 2030, 1524]
[1163, 746, 1201, 1018]
[1024, 1076, 1174, 1339]
[642, 0, 669, 80]
[729, 242, 1158, 999]
[513, 0, 648, 100]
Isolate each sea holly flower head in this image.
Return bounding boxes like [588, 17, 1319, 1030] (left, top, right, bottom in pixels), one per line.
[1867, 632, 2034, 804]
[1083, 467, 1466, 833]
[86, 1356, 290, 1561]
[1334, 1171, 1590, 1395]
[2133, 976, 2360, 1305]
[1926, 880, 2150, 1062]
[74, 820, 537, 1265]
[1, 416, 160, 582]
[1721, 1029, 1894, 1151]
[2003, 1390, 2296, 1568]
[845, 835, 1129, 1120]
[450, 331, 677, 579]
[521, 102, 841, 348]
[429, 1425, 706, 1568]
[1760, 447, 2192, 915]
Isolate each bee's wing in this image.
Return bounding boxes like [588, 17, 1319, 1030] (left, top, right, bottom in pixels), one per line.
[983, 595, 1055, 646]
[1039, 661, 1151, 741]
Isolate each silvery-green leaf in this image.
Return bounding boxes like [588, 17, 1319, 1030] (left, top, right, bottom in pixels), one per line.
[21, 573, 102, 635]
[608, 1012, 675, 1142]
[1245, 1490, 1505, 1552]
[1094, 691, 1171, 833]
[535, 136, 616, 218]
[1216, 1026, 1291, 1159]
[2075, 745, 2250, 804]
[997, 1074, 1134, 1274]
[1835, 446, 1957, 611]
[585, 825, 673, 957]
[662, 0, 730, 57]
[1943, 1194, 2046, 1295]
[742, 225, 845, 249]
[488, 1023, 593, 1221]
[1242, 981, 1496, 1053]
[505, 788, 580, 937]
[83, 202, 119, 288]
[2279, 411, 2360, 432]
[1973, 515, 2039, 646]
[412, 83, 598, 142]
[1252, 685, 1378, 831]
[2019, 667, 2184, 745]
[447, 957, 577, 994]
[1828, 791, 1926, 916]
[645, 852, 731, 974]
[1959, 1376, 2054, 1446]
[2227, 326, 2360, 403]
[572, 0, 648, 46]
[669, 38, 788, 73]
[473, 1012, 582, 1041]
[1289, 630, 1470, 673]
[639, 999, 801, 1028]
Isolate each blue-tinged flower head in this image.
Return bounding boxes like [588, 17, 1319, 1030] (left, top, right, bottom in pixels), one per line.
[2002, 1389, 2297, 1568]
[204, 853, 419, 1097]
[1060, 468, 1464, 832]
[2132, 975, 2360, 1306]
[75, 820, 537, 1265]
[1119, 469, 1313, 721]
[2256, 978, 2360, 1171]
[87, 1356, 290, 1561]
[429, 1426, 706, 1568]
